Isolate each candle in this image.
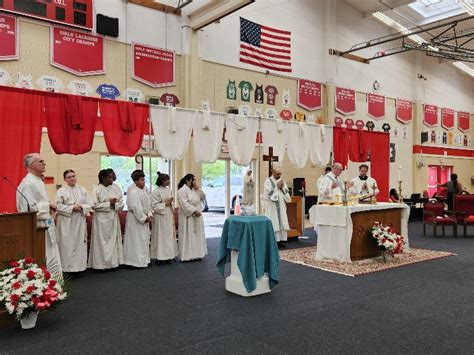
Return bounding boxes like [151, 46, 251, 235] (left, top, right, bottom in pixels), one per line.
[398, 165, 402, 181]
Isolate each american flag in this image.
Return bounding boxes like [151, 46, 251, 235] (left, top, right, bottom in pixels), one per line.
[240, 17, 292, 73]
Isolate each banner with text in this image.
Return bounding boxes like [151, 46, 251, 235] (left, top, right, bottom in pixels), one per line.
[367, 93, 385, 120]
[132, 43, 175, 88]
[457, 111, 470, 133]
[423, 104, 438, 128]
[335, 87, 355, 115]
[297, 79, 321, 111]
[51, 26, 105, 76]
[441, 108, 454, 130]
[0, 14, 18, 60]
[395, 99, 412, 124]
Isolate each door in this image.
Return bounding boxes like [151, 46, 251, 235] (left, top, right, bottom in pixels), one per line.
[428, 165, 453, 198]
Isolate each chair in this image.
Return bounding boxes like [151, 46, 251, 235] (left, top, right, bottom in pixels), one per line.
[454, 194, 474, 237]
[423, 202, 457, 238]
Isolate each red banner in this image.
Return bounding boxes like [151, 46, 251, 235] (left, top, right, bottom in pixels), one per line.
[50, 26, 105, 76]
[367, 93, 385, 120]
[0, 14, 18, 60]
[132, 43, 175, 88]
[457, 111, 470, 132]
[335, 87, 355, 115]
[297, 79, 321, 111]
[441, 108, 454, 130]
[396, 99, 412, 124]
[423, 104, 438, 128]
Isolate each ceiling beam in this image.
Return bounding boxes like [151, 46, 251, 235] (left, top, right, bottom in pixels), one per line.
[188, 0, 254, 30]
[127, 0, 182, 16]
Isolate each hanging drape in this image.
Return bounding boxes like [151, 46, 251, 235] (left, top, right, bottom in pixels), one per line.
[0, 86, 44, 212]
[192, 111, 225, 163]
[100, 100, 149, 157]
[225, 114, 259, 166]
[367, 132, 389, 202]
[286, 121, 309, 169]
[260, 118, 287, 162]
[43, 93, 98, 155]
[308, 124, 333, 167]
[151, 106, 195, 160]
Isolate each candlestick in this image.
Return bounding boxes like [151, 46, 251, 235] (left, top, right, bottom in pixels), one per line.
[343, 181, 348, 206]
[398, 180, 403, 203]
[398, 165, 402, 181]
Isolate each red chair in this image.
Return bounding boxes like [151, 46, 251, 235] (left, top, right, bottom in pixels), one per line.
[454, 194, 474, 237]
[423, 202, 457, 238]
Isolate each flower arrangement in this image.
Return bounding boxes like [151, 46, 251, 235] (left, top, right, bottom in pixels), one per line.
[371, 222, 406, 258]
[0, 257, 67, 320]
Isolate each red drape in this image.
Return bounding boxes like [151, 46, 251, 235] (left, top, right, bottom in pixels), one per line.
[0, 86, 44, 212]
[43, 93, 98, 155]
[333, 127, 389, 202]
[100, 100, 149, 156]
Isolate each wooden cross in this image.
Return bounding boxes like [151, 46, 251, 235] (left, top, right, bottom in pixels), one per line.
[263, 146, 279, 177]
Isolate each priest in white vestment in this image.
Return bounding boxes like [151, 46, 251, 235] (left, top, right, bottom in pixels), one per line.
[318, 162, 345, 203]
[123, 170, 153, 268]
[177, 174, 207, 261]
[316, 166, 332, 192]
[263, 166, 291, 245]
[347, 164, 379, 198]
[17, 153, 62, 273]
[55, 169, 93, 272]
[89, 169, 124, 269]
[151, 172, 178, 262]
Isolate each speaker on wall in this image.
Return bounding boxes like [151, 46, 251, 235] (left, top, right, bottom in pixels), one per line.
[96, 14, 119, 37]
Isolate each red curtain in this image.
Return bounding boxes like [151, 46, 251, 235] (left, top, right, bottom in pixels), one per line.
[333, 128, 350, 168]
[43, 93, 98, 155]
[100, 100, 149, 156]
[368, 132, 389, 202]
[0, 86, 44, 212]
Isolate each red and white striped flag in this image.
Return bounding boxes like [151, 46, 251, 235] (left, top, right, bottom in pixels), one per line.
[240, 17, 292, 73]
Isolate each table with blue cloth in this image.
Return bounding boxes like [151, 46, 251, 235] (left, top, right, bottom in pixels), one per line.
[216, 215, 280, 295]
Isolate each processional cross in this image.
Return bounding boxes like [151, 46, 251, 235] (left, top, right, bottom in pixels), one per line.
[263, 146, 279, 177]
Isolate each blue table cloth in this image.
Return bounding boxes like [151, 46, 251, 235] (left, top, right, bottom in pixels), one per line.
[216, 215, 280, 293]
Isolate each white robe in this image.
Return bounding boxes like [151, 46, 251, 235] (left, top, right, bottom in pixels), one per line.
[348, 176, 379, 197]
[151, 186, 178, 260]
[123, 185, 152, 268]
[242, 175, 255, 206]
[55, 185, 92, 272]
[318, 172, 345, 203]
[263, 176, 291, 242]
[177, 185, 207, 261]
[89, 184, 124, 269]
[17, 173, 62, 273]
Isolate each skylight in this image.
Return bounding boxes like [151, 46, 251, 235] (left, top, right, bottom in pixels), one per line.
[409, 0, 469, 19]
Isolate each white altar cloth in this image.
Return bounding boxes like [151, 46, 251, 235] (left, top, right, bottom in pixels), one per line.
[309, 203, 410, 262]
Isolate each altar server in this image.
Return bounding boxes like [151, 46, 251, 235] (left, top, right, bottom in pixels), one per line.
[263, 165, 291, 246]
[55, 169, 92, 272]
[348, 164, 379, 197]
[151, 172, 178, 262]
[177, 173, 207, 261]
[123, 170, 153, 268]
[89, 169, 124, 270]
[316, 166, 332, 191]
[17, 153, 62, 273]
[318, 162, 345, 203]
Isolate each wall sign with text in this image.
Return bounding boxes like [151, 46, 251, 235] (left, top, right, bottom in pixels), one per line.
[367, 93, 385, 120]
[441, 108, 454, 130]
[0, 14, 18, 60]
[335, 87, 355, 115]
[457, 111, 470, 133]
[297, 79, 321, 111]
[132, 43, 175, 88]
[423, 104, 438, 128]
[395, 99, 412, 124]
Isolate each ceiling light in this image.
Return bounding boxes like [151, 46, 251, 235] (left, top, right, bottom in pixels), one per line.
[453, 61, 474, 76]
[373, 11, 395, 26]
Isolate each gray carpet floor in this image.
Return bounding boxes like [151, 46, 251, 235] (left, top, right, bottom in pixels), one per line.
[1, 221, 473, 354]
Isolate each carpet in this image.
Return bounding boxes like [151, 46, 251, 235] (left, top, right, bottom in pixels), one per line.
[279, 246, 455, 277]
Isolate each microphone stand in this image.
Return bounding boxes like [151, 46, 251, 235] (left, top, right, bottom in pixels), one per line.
[3, 176, 30, 212]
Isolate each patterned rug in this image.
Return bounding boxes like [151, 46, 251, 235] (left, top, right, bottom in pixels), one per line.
[279, 246, 455, 277]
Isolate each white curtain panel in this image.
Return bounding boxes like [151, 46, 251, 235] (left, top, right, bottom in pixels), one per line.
[286, 121, 309, 169]
[308, 124, 333, 167]
[260, 118, 287, 162]
[192, 111, 225, 163]
[225, 114, 259, 166]
[150, 106, 195, 160]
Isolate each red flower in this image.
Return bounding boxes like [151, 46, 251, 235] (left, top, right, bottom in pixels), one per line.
[9, 260, 19, 267]
[43, 270, 51, 280]
[26, 285, 36, 294]
[48, 279, 57, 288]
[13, 267, 21, 275]
[24, 257, 33, 264]
[27, 270, 36, 279]
[12, 281, 21, 290]
[10, 294, 20, 303]
[32, 296, 40, 306]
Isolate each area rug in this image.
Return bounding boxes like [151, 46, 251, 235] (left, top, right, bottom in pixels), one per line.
[279, 246, 455, 277]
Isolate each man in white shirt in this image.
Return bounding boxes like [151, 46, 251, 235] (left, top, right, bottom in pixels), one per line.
[316, 166, 332, 192]
[348, 164, 379, 198]
[318, 162, 345, 203]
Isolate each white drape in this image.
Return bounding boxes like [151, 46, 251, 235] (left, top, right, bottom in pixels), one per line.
[151, 106, 195, 160]
[286, 121, 309, 169]
[226, 114, 259, 166]
[308, 124, 333, 167]
[260, 118, 287, 162]
[193, 111, 225, 163]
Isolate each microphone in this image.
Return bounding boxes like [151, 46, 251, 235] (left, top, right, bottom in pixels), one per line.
[3, 176, 30, 212]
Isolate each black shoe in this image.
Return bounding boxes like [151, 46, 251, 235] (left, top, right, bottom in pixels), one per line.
[277, 242, 287, 249]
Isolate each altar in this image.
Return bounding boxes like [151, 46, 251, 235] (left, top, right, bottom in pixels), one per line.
[309, 203, 410, 262]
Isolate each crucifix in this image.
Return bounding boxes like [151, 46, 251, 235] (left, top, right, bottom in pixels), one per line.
[263, 146, 279, 177]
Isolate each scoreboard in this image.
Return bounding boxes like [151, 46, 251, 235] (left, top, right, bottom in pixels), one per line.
[0, 0, 93, 30]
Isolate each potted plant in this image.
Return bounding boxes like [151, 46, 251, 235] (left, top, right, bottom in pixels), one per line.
[371, 222, 406, 262]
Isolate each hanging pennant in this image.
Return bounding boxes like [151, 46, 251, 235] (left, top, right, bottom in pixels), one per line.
[457, 111, 470, 132]
[297, 79, 321, 111]
[132, 43, 175, 87]
[423, 104, 438, 127]
[0, 14, 18, 60]
[441, 108, 454, 130]
[396, 99, 412, 124]
[335, 87, 355, 115]
[367, 93, 385, 120]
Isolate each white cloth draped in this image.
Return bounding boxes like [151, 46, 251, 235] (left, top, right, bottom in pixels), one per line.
[226, 114, 258, 166]
[151, 106, 195, 160]
[151, 186, 178, 260]
[260, 118, 287, 162]
[193, 111, 225, 163]
[308, 125, 333, 167]
[286, 122, 309, 169]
